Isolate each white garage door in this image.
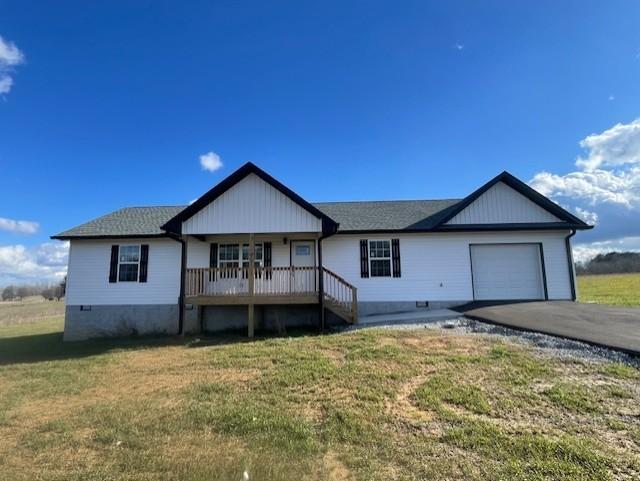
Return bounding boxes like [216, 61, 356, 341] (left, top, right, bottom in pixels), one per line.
[470, 244, 545, 300]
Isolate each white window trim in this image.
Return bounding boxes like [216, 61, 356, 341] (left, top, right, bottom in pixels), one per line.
[117, 244, 141, 282]
[218, 242, 264, 269]
[368, 239, 392, 278]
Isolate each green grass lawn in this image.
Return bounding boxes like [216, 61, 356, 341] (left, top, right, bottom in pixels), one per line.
[578, 273, 640, 307]
[0, 303, 639, 480]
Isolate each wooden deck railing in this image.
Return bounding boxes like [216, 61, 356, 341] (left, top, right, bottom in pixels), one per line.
[185, 266, 358, 323]
[185, 266, 318, 297]
[322, 267, 358, 323]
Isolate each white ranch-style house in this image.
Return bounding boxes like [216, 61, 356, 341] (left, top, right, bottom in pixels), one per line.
[53, 162, 592, 341]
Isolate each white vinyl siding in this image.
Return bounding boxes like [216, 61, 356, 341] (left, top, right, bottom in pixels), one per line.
[447, 182, 561, 224]
[322, 231, 573, 302]
[66, 238, 181, 305]
[182, 174, 322, 234]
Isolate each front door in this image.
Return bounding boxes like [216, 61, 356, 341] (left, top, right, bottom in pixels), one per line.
[291, 241, 316, 292]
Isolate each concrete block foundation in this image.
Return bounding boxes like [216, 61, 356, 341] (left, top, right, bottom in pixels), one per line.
[64, 304, 179, 341]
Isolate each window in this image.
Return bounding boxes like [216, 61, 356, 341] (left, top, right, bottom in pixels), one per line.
[219, 244, 240, 269]
[118, 245, 140, 282]
[369, 240, 391, 277]
[242, 243, 263, 270]
[218, 244, 240, 278]
[295, 245, 311, 256]
[218, 243, 263, 277]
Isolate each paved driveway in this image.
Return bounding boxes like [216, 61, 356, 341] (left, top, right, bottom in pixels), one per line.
[458, 301, 640, 355]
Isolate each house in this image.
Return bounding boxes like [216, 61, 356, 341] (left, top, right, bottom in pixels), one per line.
[52, 162, 592, 341]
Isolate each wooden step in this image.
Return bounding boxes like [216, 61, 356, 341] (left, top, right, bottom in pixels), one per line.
[324, 298, 357, 324]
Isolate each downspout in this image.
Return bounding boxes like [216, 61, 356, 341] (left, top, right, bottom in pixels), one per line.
[168, 234, 186, 335]
[565, 229, 577, 301]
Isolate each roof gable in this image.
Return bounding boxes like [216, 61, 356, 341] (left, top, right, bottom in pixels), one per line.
[162, 162, 338, 235]
[434, 171, 590, 230]
[445, 181, 561, 224]
[182, 173, 324, 234]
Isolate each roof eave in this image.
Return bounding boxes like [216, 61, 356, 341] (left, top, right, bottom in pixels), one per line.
[335, 222, 592, 234]
[50, 233, 171, 241]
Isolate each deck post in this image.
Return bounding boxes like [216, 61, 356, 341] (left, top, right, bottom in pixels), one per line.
[248, 233, 255, 338]
[248, 304, 255, 338]
[179, 235, 188, 336]
[318, 235, 325, 332]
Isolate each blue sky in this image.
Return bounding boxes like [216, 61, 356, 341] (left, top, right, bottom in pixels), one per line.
[1, 1, 640, 285]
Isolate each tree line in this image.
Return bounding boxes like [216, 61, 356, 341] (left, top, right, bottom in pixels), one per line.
[1, 277, 66, 301]
[576, 252, 640, 275]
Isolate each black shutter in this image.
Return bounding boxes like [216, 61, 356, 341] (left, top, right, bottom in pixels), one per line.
[209, 243, 218, 281]
[264, 242, 272, 279]
[109, 245, 119, 283]
[139, 244, 149, 283]
[391, 238, 401, 278]
[359, 239, 369, 278]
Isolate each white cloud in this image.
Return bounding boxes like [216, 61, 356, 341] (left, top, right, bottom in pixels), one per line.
[453, 43, 464, 50]
[0, 217, 39, 235]
[529, 118, 640, 262]
[0, 75, 13, 94]
[573, 236, 640, 264]
[608, 95, 615, 101]
[573, 207, 598, 225]
[530, 168, 640, 208]
[199, 151, 223, 172]
[530, 119, 640, 209]
[0, 35, 24, 95]
[576, 119, 640, 171]
[0, 242, 68, 286]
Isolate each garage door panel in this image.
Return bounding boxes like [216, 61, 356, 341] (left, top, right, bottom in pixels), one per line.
[471, 244, 544, 301]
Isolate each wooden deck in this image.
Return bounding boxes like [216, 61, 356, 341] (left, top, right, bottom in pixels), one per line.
[187, 293, 319, 305]
[184, 264, 358, 336]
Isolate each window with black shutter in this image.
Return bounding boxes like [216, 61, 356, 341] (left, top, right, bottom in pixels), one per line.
[209, 242, 218, 281]
[264, 242, 272, 279]
[118, 245, 141, 282]
[109, 245, 119, 283]
[139, 244, 149, 282]
[359, 239, 369, 278]
[369, 240, 391, 277]
[391, 238, 401, 278]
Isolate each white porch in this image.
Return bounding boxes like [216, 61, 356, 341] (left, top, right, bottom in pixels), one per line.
[183, 233, 357, 336]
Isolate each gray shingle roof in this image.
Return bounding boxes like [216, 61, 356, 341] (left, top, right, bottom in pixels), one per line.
[313, 199, 462, 231]
[52, 206, 186, 239]
[52, 200, 463, 239]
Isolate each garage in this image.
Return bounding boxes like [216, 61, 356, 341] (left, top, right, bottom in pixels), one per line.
[470, 244, 546, 301]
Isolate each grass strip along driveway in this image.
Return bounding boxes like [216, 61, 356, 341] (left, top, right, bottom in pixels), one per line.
[0, 317, 639, 481]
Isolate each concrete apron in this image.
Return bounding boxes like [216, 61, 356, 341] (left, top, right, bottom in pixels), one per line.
[355, 308, 461, 328]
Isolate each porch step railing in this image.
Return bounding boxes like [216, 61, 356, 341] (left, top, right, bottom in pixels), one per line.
[322, 267, 358, 323]
[185, 266, 318, 297]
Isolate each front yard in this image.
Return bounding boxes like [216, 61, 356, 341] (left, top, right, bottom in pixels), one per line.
[0, 307, 639, 481]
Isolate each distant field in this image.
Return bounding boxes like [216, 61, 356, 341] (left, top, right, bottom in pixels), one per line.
[578, 273, 640, 307]
[0, 296, 65, 327]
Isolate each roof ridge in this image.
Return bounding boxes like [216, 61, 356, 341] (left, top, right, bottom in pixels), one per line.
[312, 198, 462, 205]
[119, 205, 187, 209]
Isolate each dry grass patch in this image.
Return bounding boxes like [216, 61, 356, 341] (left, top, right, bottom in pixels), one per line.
[1, 317, 639, 481]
